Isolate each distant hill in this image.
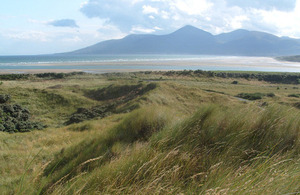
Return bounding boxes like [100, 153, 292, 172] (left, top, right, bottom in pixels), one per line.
[277, 55, 300, 62]
[66, 25, 300, 56]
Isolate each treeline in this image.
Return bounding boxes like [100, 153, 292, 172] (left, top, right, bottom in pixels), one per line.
[162, 70, 300, 84]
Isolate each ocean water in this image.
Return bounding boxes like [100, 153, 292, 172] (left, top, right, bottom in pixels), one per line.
[0, 54, 300, 73]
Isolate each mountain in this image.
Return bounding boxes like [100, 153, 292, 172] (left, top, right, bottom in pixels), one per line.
[67, 25, 300, 56]
[277, 55, 300, 62]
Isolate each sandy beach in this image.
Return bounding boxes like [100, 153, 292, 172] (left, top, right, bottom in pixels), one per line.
[1, 56, 300, 74]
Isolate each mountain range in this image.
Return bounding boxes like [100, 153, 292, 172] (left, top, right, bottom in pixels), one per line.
[66, 25, 300, 56]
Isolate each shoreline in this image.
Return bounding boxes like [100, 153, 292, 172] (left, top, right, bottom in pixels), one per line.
[1, 57, 300, 74]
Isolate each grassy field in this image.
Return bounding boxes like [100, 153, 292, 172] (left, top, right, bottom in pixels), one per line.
[0, 71, 299, 194]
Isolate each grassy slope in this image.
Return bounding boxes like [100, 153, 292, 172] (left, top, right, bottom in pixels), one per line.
[0, 71, 299, 194]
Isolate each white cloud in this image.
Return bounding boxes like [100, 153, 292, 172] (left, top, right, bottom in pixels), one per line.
[251, 0, 300, 37]
[229, 15, 249, 29]
[4, 30, 50, 42]
[130, 26, 156, 33]
[97, 24, 127, 39]
[171, 0, 213, 16]
[62, 36, 82, 42]
[154, 26, 163, 30]
[161, 11, 170, 19]
[142, 5, 159, 14]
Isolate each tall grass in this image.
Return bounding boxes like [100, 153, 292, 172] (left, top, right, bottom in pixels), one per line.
[41, 106, 169, 193]
[38, 103, 299, 194]
[2, 73, 300, 194]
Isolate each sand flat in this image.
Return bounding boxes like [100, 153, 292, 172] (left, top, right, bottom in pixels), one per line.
[1, 57, 300, 74]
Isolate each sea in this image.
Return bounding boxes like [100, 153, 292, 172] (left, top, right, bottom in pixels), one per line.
[0, 54, 300, 73]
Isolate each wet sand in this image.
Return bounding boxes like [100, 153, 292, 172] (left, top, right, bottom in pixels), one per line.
[1, 57, 300, 74]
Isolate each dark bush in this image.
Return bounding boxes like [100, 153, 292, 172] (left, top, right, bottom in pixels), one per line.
[288, 94, 300, 98]
[35, 72, 85, 79]
[0, 95, 44, 133]
[0, 74, 30, 81]
[2, 104, 14, 114]
[236, 92, 275, 100]
[65, 103, 116, 125]
[4, 121, 16, 131]
[236, 93, 264, 100]
[232, 81, 238, 84]
[266, 93, 275, 97]
[0, 94, 11, 104]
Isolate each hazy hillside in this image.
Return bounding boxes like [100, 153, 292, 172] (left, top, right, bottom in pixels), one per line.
[67, 25, 300, 56]
[277, 55, 300, 62]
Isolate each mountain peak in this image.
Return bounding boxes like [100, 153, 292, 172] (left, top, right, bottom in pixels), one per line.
[171, 25, 212, 37]
[180, 25, 200, 30]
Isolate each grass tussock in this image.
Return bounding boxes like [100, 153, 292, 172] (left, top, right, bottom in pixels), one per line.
[41, 106, 169, 193]
[38, 104, 300, 194]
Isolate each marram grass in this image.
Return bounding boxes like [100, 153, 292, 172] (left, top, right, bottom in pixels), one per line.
[28, 104, 299, 194]
[1, 72, 300, 195]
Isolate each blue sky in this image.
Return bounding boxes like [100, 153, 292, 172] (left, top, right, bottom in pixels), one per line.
[1, 0, 300, 55]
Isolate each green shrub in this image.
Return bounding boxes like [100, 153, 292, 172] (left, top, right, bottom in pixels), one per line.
[266, 92, 275, 97]
[288, 94, 300, 98]
[4, 121, 16, 131]
[236, 92, 275, 100]
[65, 103, 116, 125]
[0, 124, 5, 131]
[0, 94, 11, 104]
[0, 95, 44, 133]
[236, 93, 264, 100]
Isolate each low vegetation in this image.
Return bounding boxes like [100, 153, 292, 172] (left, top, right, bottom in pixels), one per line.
[236, 92, 275, 100]
[0, 70, 299, 194]
[0, 94, 44, 133]
[163, 70, 300, 84]
[288, 93, 300, 98]
[66, 83, 157, 124]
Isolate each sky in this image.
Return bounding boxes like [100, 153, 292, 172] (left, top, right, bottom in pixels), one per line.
[1, 0, 300, 55]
